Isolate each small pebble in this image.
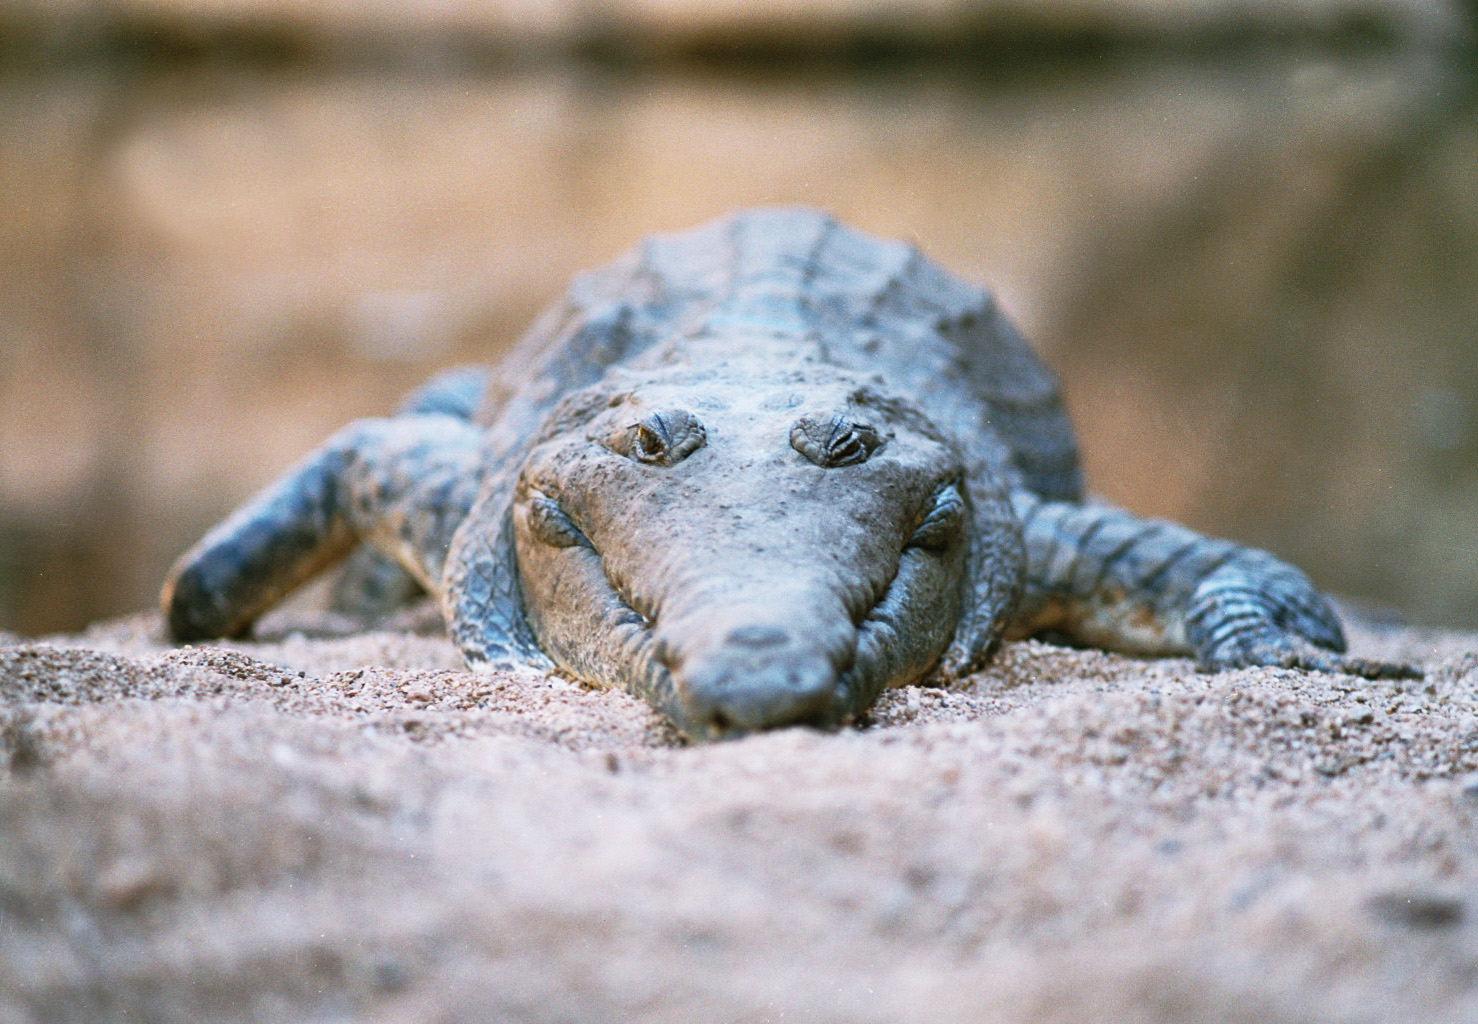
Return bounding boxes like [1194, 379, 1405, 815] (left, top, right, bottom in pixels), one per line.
[373, 960, 410, 993]
[95, 858, 171, 912]
[1367, 889, 1465, 930]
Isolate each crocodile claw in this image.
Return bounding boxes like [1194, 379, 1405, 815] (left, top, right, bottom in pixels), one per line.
[1186, 561, 1421, 681]
[1194, 628, 1420, 680]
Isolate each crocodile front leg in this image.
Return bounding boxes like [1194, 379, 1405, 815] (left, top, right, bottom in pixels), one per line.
[162, 414, 484, 642]
[328, 366, 492, 621]
[1005, 491, 1416, 679]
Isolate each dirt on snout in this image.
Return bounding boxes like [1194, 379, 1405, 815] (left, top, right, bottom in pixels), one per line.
[3, 608, 1478, 1024]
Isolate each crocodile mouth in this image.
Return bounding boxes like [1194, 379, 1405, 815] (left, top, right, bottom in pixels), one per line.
[521, 480, 964, 741]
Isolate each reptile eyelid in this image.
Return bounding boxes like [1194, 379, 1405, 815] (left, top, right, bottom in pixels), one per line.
[791, 414, 888, 468]
[603, 409, 707, 466]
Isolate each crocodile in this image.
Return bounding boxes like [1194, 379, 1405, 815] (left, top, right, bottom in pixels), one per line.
[162, 207, 1410, 740]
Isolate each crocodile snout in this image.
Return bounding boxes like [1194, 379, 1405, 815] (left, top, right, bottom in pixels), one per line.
[663, 615, 852, 739]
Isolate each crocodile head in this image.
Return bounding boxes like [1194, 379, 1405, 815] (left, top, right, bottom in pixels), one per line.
[510, 359, 973, 741]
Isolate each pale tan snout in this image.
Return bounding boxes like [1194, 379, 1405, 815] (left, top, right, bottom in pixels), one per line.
[656, 599, 856, 738]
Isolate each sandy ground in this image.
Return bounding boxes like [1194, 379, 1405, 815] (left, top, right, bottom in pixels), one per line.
[3, 605, 1478, 1023]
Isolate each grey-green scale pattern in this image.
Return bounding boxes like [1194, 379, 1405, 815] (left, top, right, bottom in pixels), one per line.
[162, 208, 1414, 742]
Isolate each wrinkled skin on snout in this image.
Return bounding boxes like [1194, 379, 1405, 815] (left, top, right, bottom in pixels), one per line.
[511, 362, 972, 741]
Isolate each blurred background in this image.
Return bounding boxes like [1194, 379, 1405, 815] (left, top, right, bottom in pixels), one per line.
[1, 0, 1475, 637]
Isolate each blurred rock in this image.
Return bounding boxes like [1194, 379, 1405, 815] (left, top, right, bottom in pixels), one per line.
[0, 0, 1465, 57]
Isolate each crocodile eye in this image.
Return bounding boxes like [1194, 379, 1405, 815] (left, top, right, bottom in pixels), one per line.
[604, 409, 706, 466]
[790, 414, 888, 468]
[907, 481, 966, 551]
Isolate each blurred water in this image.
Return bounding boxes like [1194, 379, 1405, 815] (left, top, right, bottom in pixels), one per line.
[2, 21, 1475, 635]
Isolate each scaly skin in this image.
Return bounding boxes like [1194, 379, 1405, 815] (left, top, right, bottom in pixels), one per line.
[162, 208, 1415, 742]
[1005, 491, 1411, 678]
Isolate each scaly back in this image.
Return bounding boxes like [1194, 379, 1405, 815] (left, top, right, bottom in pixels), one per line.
[479, 207, 1081, 501]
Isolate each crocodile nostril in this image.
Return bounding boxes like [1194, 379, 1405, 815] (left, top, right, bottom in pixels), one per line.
[725, 624, 790, 648]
